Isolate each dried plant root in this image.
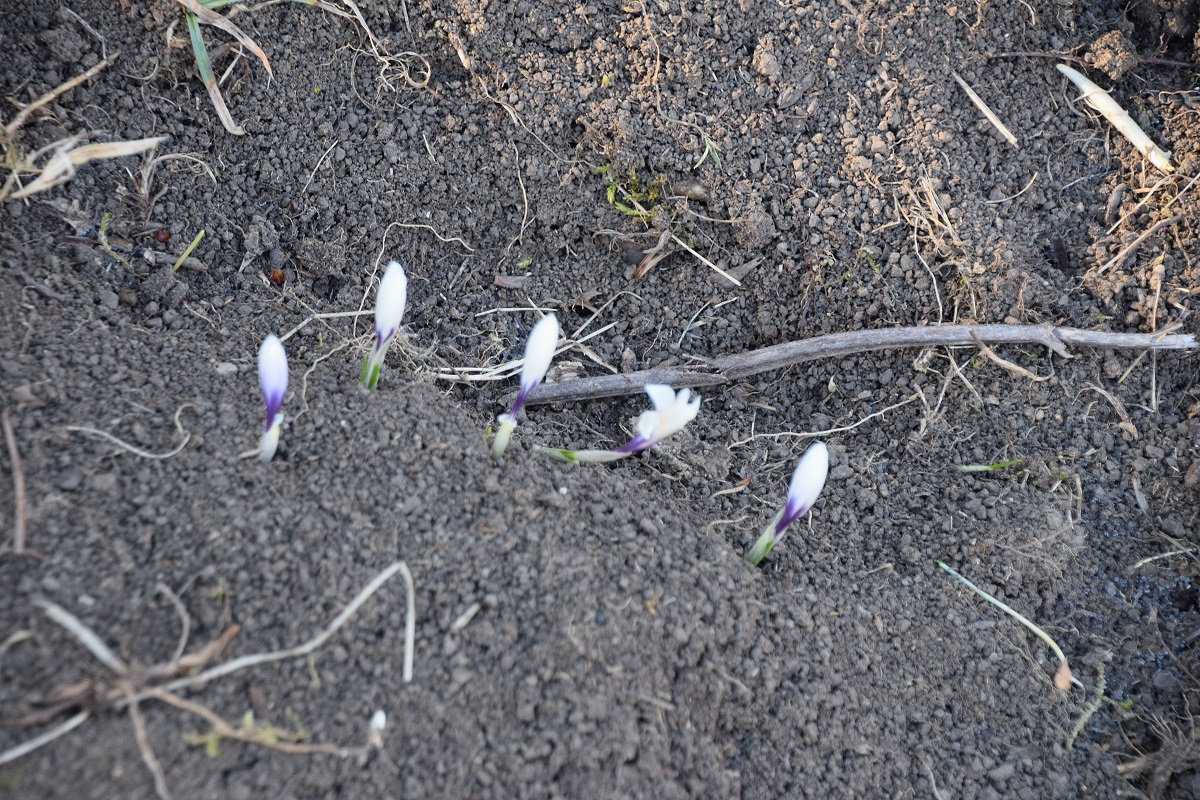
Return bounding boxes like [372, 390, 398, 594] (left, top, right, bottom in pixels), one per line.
[1057, 64, 1173, 173]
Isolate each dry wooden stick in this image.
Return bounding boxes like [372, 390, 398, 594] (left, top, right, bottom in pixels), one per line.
[525, 323, 1198, 405]
[2, 411, 26, 553]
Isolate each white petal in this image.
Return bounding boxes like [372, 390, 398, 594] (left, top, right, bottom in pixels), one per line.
[258, 333, 288, 409]
[787, 442, 829, 512]
[374, 261, 408, 340]
[520, 313, 559, 392]
[637, 386, 701, 444]
[635, 408, 659, 439]
[656, 390, 700, 439]
[370, 709, 387, 732]
[643, 383, 677, 411]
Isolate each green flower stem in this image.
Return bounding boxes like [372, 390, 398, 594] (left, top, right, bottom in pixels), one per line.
[361, 345, 387, 390]
[535, 447, 627, 464]
[745, 508, 785, 566]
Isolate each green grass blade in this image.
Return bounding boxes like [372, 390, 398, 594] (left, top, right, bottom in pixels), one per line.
[185, 11, 245, 134]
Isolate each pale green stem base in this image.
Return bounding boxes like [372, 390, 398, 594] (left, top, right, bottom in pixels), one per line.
[259, 420, 281, 463]
[361, 342, 392, 390]
[535, 447, 628, 464]
[745, 508, 785, 566]
[491, 417, 517, 460]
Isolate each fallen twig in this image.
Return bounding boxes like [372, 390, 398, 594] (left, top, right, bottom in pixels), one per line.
[523, 323, 1198, 405]
[2, 411, 26, 553]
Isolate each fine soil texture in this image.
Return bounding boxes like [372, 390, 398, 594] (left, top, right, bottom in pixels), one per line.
[3, 1, 1200, 798]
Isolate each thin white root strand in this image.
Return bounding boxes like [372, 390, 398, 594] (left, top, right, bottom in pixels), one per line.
[0, 711, 90, 767]
[1057, 64, 1173, 173]
[132, 560, 414, 702]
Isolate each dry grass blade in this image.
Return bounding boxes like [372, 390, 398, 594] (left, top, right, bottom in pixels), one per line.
[939, 561, 1079, 691]
[10, 137, 167, 200]
[144, 560, 413, 698]
[1, 411, 26, 554]
[126, 686, 173, 800]
[951, 70, 1018, 146]
[2, 56, 115, 138]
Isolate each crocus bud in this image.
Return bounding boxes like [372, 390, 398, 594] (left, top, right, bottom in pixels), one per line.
[368, 709, 387, 749]
[362, 260, 408, 389]
[537, 383, 701, 464]
[492, 313, 559, 460]
[745, 442, 828, 565]
[258, 333, 288, 462]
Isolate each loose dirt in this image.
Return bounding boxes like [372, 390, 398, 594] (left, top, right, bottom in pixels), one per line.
[2, 0, 1200, 797]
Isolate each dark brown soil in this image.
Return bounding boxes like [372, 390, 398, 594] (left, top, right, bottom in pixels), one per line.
[3, 0, 1200, 798]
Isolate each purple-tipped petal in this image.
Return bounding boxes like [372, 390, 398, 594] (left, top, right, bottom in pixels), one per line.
[506, 314, 559, 420]
[519, 314, 559, 394]
[374, 260, 408, 345]
[258, 333, 288, 430]
[776, 442, 829, 533]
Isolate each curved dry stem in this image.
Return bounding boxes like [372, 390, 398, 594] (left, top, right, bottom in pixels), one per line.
[522, 323, 1198, 405]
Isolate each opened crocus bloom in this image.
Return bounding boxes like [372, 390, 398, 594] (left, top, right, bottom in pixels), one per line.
[361, 260, 408, 389]
[538, 383, 701, 464]
[491, 313, 559, 459]
[258, 333, 289, 462]
[746, 442, 829, 565]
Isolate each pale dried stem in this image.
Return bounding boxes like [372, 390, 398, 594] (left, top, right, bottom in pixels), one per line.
[2, 411, 26, 554]
[951, 70, 1018, 146]
[34, 599, 129, 675]
[1099, 212, 1188, 274]
[0, 711, 89, 767]
[126, 686, 173, 800]
[3, 56, 116, 137]
[143, 687, 367, 758]
[65, 404, 192, 460]
[969, 331, 1048, 381]
[134, 560, 413, 701]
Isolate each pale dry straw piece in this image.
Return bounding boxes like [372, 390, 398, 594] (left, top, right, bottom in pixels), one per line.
[1057, 64, 1173, 173]
[951, 71, 1018, 147]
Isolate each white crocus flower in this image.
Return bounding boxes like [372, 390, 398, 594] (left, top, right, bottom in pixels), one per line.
[538, 383, 701, 464]
[362, 260, 408, 389]
[257, 333, 289, 462]
[492, 313, 559, 459]
[745, 442, 829, 565]
[367, 709, 387, 749]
